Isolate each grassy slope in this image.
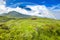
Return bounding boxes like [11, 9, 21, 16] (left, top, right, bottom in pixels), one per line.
[0, 17, 60, 40]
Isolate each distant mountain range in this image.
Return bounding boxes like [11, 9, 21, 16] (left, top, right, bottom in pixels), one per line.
[0, 11, 32, 18]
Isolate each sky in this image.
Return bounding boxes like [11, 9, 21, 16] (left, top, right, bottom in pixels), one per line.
[0, 0, 60, 19]
[6, 0, 60, 7]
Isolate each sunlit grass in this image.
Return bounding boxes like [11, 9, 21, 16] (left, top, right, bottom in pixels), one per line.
[0, 18, 60, 40]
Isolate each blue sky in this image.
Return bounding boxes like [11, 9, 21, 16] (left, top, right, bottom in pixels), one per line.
[6, 0, 60, 7]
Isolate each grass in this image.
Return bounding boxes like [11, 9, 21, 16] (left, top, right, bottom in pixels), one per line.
[0, 17, 60, 40]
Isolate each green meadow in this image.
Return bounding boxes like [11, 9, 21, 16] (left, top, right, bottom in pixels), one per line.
[0, 16, 60, 40]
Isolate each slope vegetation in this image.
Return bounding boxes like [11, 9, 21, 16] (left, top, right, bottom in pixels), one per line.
[0, 17, 60, 40]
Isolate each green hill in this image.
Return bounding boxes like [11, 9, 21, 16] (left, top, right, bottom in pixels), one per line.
[0, 17, 60, 40]
[0, 11, 31, 18]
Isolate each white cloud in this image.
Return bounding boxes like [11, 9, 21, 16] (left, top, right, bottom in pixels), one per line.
[0, 0, 7, 13]
[48, 4, 60, 10]
[0, 0, 5, 5]
[0, 0, 56, 19]
[48, 4, 60, 19]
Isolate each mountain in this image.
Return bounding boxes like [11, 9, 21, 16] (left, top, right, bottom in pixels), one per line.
[0, 11, 31, 18]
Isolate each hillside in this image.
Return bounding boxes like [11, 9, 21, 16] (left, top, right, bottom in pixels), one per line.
[0, 17, 60, 40]
[0, 11, 31, 18]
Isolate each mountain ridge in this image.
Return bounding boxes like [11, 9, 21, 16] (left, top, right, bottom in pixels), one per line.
[0, 11, 32, 18]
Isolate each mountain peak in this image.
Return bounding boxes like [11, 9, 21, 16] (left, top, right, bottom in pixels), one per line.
[0, 11, 31, 18]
